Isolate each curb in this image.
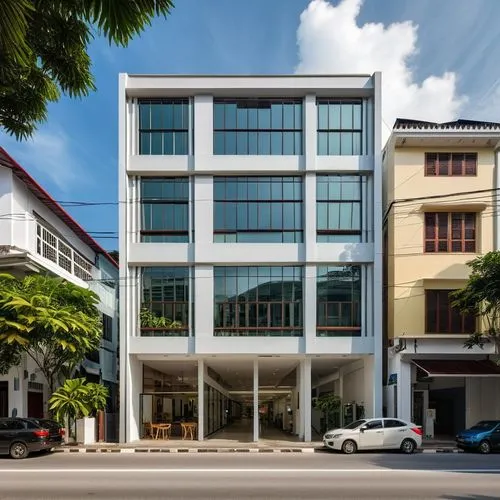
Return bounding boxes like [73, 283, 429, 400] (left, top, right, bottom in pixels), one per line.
[54, 446, 461, 454]
[54, 447, 316, 454]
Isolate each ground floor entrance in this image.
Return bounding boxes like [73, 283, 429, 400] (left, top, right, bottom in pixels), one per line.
[386, 354, 500, 438]
[123, 354, 379, 443]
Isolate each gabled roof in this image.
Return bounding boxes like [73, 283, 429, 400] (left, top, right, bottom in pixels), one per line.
[394, 118, 500, 131]
[0, 147, 117, 268]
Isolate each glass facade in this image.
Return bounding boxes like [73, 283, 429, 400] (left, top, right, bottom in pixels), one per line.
[141, 267, 190, 337]
[213, 99, 303, 155]
[317, 266, 361, 337]
[317, 100, 363, 155]
[214, 176, 303, 243]
[139, 99, 190, 155]
[316, 175, 363, 242]
[140, 177, 190, 242]
[214, 266, 303, 336]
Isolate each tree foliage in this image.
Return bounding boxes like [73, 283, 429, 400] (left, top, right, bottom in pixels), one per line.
[0, 273, 102, 392]
[451, 251, 500, 350]
[0, 0, 175, 139]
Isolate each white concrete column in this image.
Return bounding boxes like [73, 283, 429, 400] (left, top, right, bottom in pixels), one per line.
[397, 358, 412, 422]
[304, 94, 317, 170]
[253, 358, 259, 442]
[363, 355, 379, 418]
[193, 95, 214, 160]
[303, 265, 316, 350]
[126, 355, 143, 443]
[198, 359, 204, 441]
[194, 265, 214, 352]
[193, 176, 214, 253]
[296, 365, 302, 437]
[302, 358, 312, 442]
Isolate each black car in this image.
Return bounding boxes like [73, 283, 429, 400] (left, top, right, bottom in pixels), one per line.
[0, 417, 53, 459]
[27, 418, 65, 447]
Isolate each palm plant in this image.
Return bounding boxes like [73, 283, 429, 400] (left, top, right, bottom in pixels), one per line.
[86, 383, 109, 417]
[49, 378, 90, 431]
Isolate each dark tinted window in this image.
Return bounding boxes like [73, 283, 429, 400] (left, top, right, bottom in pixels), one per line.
[5, 420, 25, 430]
[343, 419, 366, 430]
[384, 419, 406, 428]
[364, 420, 382, 430]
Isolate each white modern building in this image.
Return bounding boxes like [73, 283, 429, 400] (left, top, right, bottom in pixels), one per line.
[119, 74, 383, 443]
[0, 147, 119, 420]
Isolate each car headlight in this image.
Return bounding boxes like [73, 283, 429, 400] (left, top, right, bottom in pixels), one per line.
[324, 433, 342, 439]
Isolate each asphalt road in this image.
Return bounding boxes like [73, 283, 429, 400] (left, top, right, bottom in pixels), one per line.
[0, 452, 499, 499]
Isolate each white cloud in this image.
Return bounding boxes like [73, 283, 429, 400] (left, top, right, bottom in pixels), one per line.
[295, 0, 468, 139]
[0, 128, 85, 193]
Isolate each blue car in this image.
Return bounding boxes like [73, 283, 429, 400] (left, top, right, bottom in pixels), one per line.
[455, 421, 500, 454]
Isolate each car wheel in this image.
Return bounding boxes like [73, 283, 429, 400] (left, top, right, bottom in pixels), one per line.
[400, 438, 416, 454]
[10, 442, 29, 460]
[479, 440, 491, 454]
[341, 439, 357, 455]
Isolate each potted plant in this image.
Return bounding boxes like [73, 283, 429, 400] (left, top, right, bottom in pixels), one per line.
[49, 378, 109, 445]
[140, 308, 183, 335]
[49, 378, 89, 443]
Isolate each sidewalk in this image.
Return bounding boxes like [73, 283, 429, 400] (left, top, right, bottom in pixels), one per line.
[54, 438, 461, 454]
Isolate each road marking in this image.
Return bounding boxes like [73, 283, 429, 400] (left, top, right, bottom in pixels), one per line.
[0, 468, 499, 474]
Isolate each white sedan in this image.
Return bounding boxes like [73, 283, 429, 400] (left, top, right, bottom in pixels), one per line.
[323, 418, 423, 454]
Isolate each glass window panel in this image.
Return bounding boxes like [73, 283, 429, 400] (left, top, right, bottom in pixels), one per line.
[174, 131, 187, 154]
[226, 180, 238, 199]
[214, 179, 225, 200]
[214, 131, 225, 154]
[294, 103, 303, 129]
[237, 179, 247, 200]
[317, 203, 328, 230]
[295, 132, 302, 155]
[225, 132, 237, 155]
[271, 132, 282, 155]
[258, 107, 271, 129]
[237, 106, 248, 129]
[248, 108, 258, 129]
[139, 103, 150, 129]
[271, 180, 282, 200]
[318, 104, 329, 129]
[282, 203, 295, 229]
[151, 105, 162, 128]
[353, 104, 362, 129]
[341, 104, 353, 129]
[248, 180, 258, 199]
[283, 132, 294, 154]
[352, 132, 361, 155]
[163, 104, 174, 129]
[318, 132, 328, 155]
[283, 104, 294, 129]
[225, 103, 237, 129]
[163, 132, 174, 154]
[258, 132, 271, 154]
[339, 203, 354, 229]
[340, 133, 353, 155]
[328, 132, 341, 155]
[248, 202, 258, 228]
[237, 203, 248, 230]
[258, 203, 271, 229]
[282, 180, 295, 200]
[328, 203, 340, 229]
[173, 104, 184, 129]
[151, 132, 162, 154]
[329, 104, 341, 129]
[271, 203, 283, 229]
[214, 202, 224, 230]
[258, 180, 271, 199]
[214, 103, 225, 129]
[248, 132, 258, 154]
[140, 132, 150, 154]
[294, 203, 302, 229]
[237, 132, 248, 154]
[271, 104, 283, 129]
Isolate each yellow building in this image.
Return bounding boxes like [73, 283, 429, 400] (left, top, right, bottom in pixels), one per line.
[383, 119, 500, 439]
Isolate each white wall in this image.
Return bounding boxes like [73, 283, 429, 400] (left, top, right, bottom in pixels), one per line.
[0, 167, 13, 247]
[466, 378, 500, 427]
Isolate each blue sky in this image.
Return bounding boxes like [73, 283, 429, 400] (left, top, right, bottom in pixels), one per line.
[1, 0, 500, 251]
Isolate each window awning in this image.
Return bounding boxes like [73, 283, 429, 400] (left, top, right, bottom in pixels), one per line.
[413, 359, 500, 377]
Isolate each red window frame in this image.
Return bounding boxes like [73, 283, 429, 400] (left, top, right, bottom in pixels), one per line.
[425, 290, 476, 334]
[424, 212, 476, 253]
[425, 153, 477, 176]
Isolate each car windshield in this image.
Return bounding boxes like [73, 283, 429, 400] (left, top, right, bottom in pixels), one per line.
[342, 419, 366, 430]
[470, 421, 498, 431]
